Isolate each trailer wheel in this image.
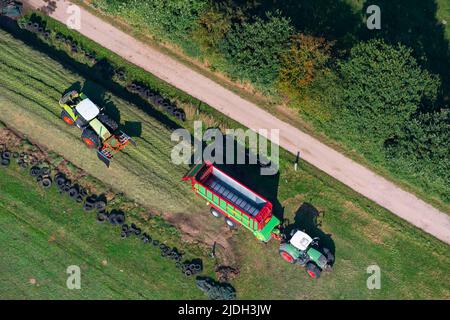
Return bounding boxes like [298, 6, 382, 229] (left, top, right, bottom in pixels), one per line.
[224, 217, 237, 229]
[210, 208, 222, 218]
[306, 262, 321, 279]
[279, 250, 295, 263]
[81, 129, 100, 149]
[60, 110, 75, 126]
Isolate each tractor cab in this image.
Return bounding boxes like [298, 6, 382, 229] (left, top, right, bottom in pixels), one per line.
[289, 230, 314, 251]
[74, 98, 100, 122]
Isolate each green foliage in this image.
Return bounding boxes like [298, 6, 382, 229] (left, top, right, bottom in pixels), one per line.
[94, 0, 208, 44]
[278, 34, 332, 97]
[337, 39, 440, 143]
[219, 11, 294, 90]
[192, 7, 231, 53]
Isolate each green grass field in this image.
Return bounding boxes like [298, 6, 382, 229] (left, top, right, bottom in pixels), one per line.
[0, 25, 449, 299]
[0, 166, 205, 299]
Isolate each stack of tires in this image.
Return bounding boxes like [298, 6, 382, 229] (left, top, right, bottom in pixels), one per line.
[126, 82, 186, 121]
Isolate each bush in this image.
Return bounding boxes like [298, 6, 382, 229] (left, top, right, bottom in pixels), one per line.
[278, 34, 332, 97]
[336, 39, 440, 144]
[218, 11, 294, 90]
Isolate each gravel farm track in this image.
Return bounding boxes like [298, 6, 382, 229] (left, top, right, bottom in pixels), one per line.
[0, 7, 449, 299]
[24, 0, 450, 245]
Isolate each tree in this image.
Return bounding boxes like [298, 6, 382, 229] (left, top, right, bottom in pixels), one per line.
[192, 8, 232, 52]
[337, 39, 440, 143]
[219, 11, 294, 90]
[277, 33, 332, 97]
[387, 109, 450, 164]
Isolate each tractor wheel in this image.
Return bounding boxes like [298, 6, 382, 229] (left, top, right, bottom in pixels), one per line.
[81, 129, 100, 149]
[306, 262, 321, 279]
[60, 110, 75, 126]
[279, 249, 295, 264]
[210, 208, 222, 218]
[224, 217, 237, 229]
[97, 114, 118, 131]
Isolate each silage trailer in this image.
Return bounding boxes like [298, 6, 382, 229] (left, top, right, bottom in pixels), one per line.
[182, 161, 282, 242]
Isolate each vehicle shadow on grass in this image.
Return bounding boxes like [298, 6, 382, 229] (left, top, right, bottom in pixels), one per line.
[0, 16, 182, 132]
[284, 202, 335, 258]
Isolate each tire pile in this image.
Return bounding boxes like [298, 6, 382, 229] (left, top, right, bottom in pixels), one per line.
[126, 82, 186, 121]
[195, 277, 236, 300]
[18, 17, 186, 122]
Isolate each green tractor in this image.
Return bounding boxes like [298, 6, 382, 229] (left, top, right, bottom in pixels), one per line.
[279, 229, 334, 278]
[59, 90, 136, 167]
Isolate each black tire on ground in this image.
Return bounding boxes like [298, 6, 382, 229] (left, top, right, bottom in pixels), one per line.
[224, 217, 237, 229]
[83, 202, 95, 212]
[2, 151, 11, 159]
[68, 187, 79, 199]
[97, 114, 119, 131]
[55, 176, 66, 187]
[306, 262, 321, 279]
[121, 224, 129, 232]
[76, 195, 84, 203]
[60, 109, 75, 126]
[12, 152, 19, 158]
[134, 228, 142, 236]
[41, 167, 51, 176]
[120, 231, 128, 239]
[184, 269, 193, 276]
[95, 200, 106, 211]
[39, 177, 52, 189]
[152, 239, 160, 246]
[85, 196, 97, 205]
[96, 211, 107, 223]
[210, 208, 222, 218]
[30, 166, 41, 177]
[81, 129, 100, 149]
[114, 214, 125, 225]
[1, 158, 10, 167]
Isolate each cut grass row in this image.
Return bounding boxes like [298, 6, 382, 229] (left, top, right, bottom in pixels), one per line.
[0, 22, 449, 299]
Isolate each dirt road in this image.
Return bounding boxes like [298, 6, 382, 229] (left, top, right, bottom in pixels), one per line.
[23, 0, 450, 244]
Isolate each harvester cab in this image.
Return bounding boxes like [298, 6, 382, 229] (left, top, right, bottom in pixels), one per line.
[59, 90, 136, 167]
[279, 229, 334, 279]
